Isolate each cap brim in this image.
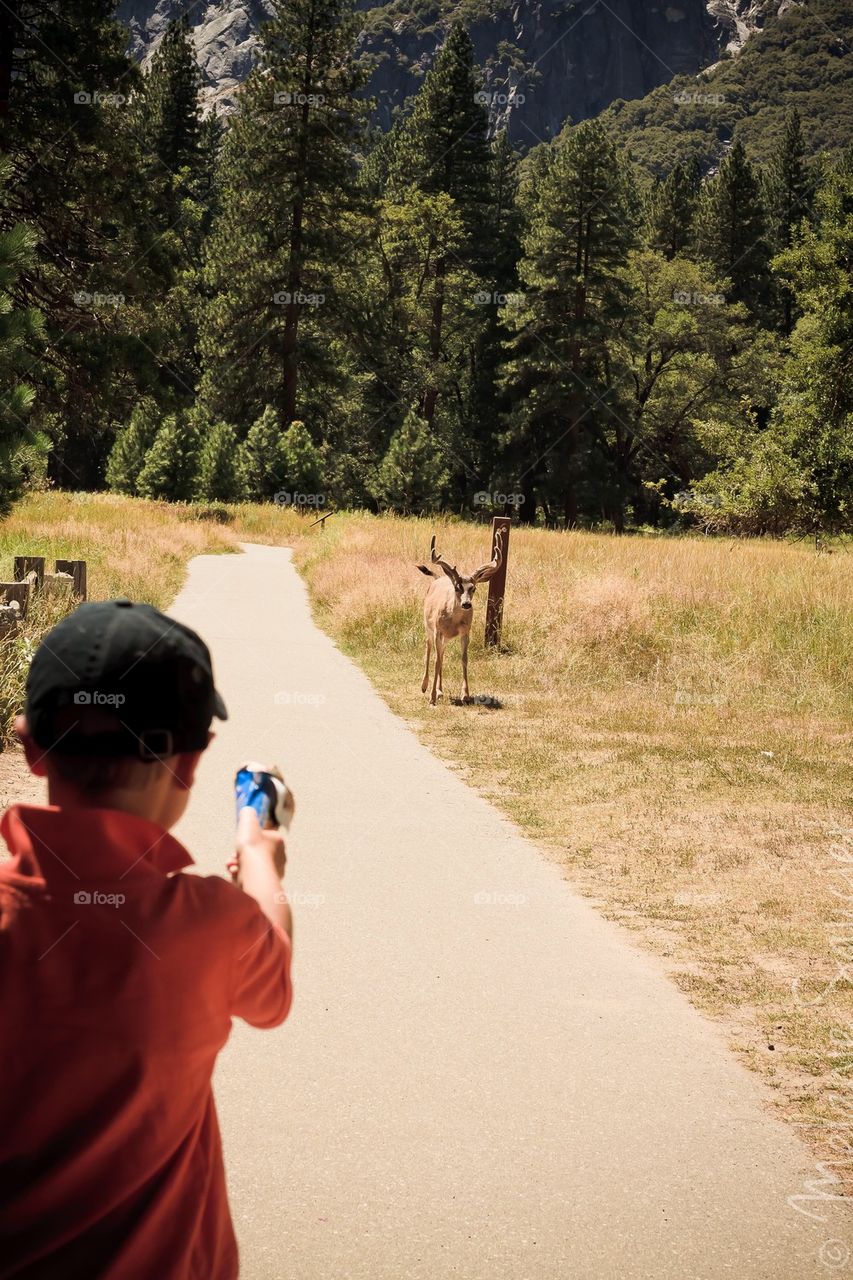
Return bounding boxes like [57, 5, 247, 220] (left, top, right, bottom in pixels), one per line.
[214, 690, 228, 721]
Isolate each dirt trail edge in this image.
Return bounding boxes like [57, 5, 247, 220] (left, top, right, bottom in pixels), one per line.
[170, 543, 847, 1280]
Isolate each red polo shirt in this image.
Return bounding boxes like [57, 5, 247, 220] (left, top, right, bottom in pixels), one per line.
[0, 803, 292, 1279]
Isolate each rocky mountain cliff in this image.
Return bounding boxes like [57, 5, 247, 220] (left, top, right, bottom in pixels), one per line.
[117, 1, 276, 114]
[706, 0, 801, 53]
[116, 0, 797, 141]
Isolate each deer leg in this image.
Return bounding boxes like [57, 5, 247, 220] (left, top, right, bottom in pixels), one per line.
[430, 636, 445, 706]
[460, 629, 470, 702]
[421, 635, 432, 694]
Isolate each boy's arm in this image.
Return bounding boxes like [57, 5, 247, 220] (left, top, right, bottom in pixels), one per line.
[226, 808, 293, 1028]
[231, 807, 293, 945]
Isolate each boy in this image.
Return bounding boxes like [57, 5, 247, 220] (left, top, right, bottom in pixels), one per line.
[0, 599, 293, 1279]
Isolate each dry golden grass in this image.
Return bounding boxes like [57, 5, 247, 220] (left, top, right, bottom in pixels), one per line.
[0, 491, 314, 742]
[296, 513, 853, 1177]
[1, 491, 311, 605]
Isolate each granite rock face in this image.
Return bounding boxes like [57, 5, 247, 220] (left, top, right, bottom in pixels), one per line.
[706, 0, 800, 52]
[116, 0, 276, 114]
[116, 0, 794, 137]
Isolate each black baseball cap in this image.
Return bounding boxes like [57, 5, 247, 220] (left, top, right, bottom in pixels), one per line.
[25, 599, 228, 759]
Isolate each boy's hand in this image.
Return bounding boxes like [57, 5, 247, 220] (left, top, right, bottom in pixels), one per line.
[228, 807, 287, 884]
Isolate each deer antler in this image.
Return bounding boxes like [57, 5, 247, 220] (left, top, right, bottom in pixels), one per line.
[429, 534, 459, 583]
[471, 528, 504, 582]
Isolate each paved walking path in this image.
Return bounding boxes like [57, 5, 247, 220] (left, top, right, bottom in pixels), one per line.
[171, 543, 847, 1279]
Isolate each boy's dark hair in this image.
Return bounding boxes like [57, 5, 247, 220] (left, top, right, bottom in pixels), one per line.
[46, 752, 160, 796]
[40, 706, 164, 796]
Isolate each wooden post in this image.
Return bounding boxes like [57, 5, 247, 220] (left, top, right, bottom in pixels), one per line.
[43, 572, 74, 600]
[0, 603, 20, 641]
[0, 581, 30, 619]
[484, 516, 511, 649]
[55, 559, 87, 600]
[14, 556, 45, 589]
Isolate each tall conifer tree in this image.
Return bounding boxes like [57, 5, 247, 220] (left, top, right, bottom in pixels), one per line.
[501, 120, 637, 525]
[697, 140, 771, 320]
[385, 24, 491, 427]
[129, 17, 214, 408]
[198, 0, 369, 429]
[0, 0, 142, 485]
[763, 109, 815, 333]
[646, 159, 701, 259]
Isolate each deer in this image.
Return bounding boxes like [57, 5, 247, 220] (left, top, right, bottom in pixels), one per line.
[416, 532, 503, 706]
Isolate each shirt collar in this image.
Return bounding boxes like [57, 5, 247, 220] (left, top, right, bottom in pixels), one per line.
[0, 803, 194, 885]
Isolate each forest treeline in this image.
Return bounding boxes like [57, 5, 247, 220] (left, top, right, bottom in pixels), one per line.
[1, 0, 851, 533]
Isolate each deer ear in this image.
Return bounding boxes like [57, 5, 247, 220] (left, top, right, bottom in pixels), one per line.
[416, 564, 434, 576]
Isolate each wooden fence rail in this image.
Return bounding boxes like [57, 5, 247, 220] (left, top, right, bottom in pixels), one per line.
[0, 557, 87, 641]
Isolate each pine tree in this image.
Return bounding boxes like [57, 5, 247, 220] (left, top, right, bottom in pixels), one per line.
[697, 141, 771, 320]
[242, 406, 291, 500]
[501, 120, 638, 525]
[387, 24, 490, 235]
[195, 111, 224, 231]
[764, 111, 814, 254]
[137, 411, 202, 501]
[763, 109, 815, 333]
[195, 421, 247, 502]
[385, 24, 491, 427]
[280, 420, 324, 499]
[646, 159, 701, 259]
[0, 1, 145, 487]
[133, 17, 202, 191]
[105, 398, 162, 495]
[374, 409, 449, 513]
[465, 130, 523, 500]
[0, 162, 45, 513]
[198, 0, 369, 429]
[125, 16, 209, 408]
